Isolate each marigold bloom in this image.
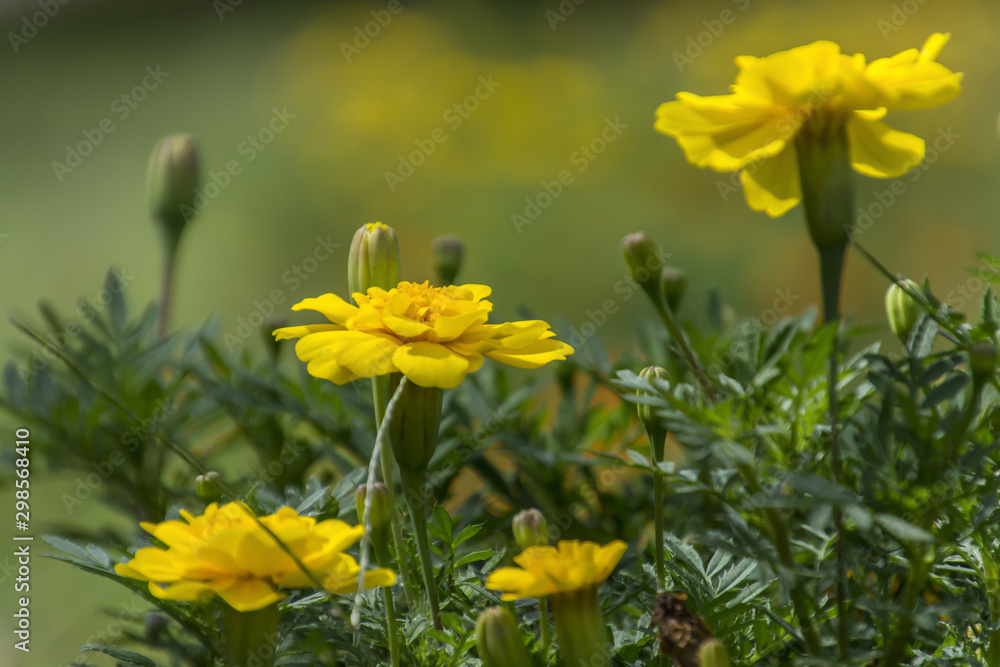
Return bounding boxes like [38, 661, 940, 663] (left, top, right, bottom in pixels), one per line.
[485, 539, 626, 600]
[655, 34, 962, 217]
[274, 281, 573, 389]
[114, 502, 395, 612]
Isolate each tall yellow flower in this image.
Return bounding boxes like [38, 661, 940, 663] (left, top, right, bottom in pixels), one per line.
[273, 281, 573, 389]
[114, 502, 395, 612]
[487, 540, 626, 667]
[655, 34, 962, 217]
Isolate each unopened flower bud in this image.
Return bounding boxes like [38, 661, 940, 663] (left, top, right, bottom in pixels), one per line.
[355, 482, 392, 529]
[699, 640, 732, 667]
[638, 366, 669, 461]
[475, 607, 530, 667]
[512, 509, 548, 548]
[659, 266, 687, 312]
[432, 235, 464, 285]
[195, 471, 223, 503]
[622, 232, 664, 295]
[348, 222, 400, 300]
[885, 279, 922, 341]
[144, 612, 167, 643]
[970, 342, 997, 381]
[147, 134, 200, 242]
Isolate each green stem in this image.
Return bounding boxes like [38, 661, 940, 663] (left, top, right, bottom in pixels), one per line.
[653, 472, 665, 593]
[401, 468, 442, 631]
[651, 299, 715, 401]
[549, 587, 608, 667]
[797, 112, 854, 661]
[373, 374, 416, 608]
[740, 463, 822, 655]
[539, 597, 551, 659]
[883, 546, 931, 666]
[156, 233, 178, 339]
[372, 526, 401, 667]
[225, 604, 279, 667]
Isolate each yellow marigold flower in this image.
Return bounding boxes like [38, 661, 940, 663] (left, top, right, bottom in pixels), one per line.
[485, 539, 626, 600]
[655, 33, 962, 217]
[114, 502, 395, 612]
[274, 281, 574, 389]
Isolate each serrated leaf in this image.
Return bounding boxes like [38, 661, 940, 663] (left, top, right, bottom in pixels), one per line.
[626, 449, 650, 467]
[455, 550, 494, 568]
[875, 514, 935, 543]
[453, 524, 482, 547]
[921, 374, 967, 410]
[81, 644, 157, 666]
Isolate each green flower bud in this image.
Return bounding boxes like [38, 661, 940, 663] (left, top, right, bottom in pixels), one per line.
[144, 612, 167, 643]
[659, 266, 688, 313]
[698, 640, 732, 667]
[885, 279, 922, 341]
[355, 482, 392, 529]
[195, 471, 223, 503]
[512, 509, 548, 548]
[638, 366, 669, 461]
[475, 607, 530, 667]
[147, 134, 200, 244]
[432, 234, 464, 285]
[970, 342, 997, 381]
[622, 233, 665, 303]
[348, 222, 400, 299]
[388, 380, 443, 474]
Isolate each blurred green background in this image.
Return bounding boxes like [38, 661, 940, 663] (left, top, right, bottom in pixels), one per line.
[1, 0, 998, 664]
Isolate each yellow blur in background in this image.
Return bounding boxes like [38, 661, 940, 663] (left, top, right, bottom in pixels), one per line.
[1, 0, 999, 663]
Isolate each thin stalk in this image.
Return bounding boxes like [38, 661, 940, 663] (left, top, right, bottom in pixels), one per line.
[650, 299, 715, 401]
[372, 529, 401, 667]
[883, 546, 930, 666]
[156, 232, 178, 339]
[372, 374, 416, 607]
[740, 463, 823, 655]
[539, 597, 551, 659]
[401, 468, 443, 631]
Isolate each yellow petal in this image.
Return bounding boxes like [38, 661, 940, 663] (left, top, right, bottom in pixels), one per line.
[429, 309, 490, 342]
[381, 315, 432, 338]
[148, 579, 216, 603]
[492, 320, 557, 349]
[210, 577, 287, 612]
[273, 324, 343, 342]
[738, 145, 801, 217]
[848, 114, 924, 178]
[296, 331, 400, 379]
[291, 294, 359, 325]
[655, 93, 792, 172]
[484, 338, 573, 369]
[114, 562, 148, 581]
[865, 33, 962, 110]
[392, 342, 470, 388]
[485, 568, 541, 597]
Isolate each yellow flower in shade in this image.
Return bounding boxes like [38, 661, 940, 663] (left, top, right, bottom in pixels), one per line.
[485, 539, 627, 600]
[273, 281, 573, 389]
[114, 502, 395, 612]
[655, 34, 962, 217]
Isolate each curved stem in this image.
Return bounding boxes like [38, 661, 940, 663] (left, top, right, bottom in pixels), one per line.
[651, 299, 715, 401]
